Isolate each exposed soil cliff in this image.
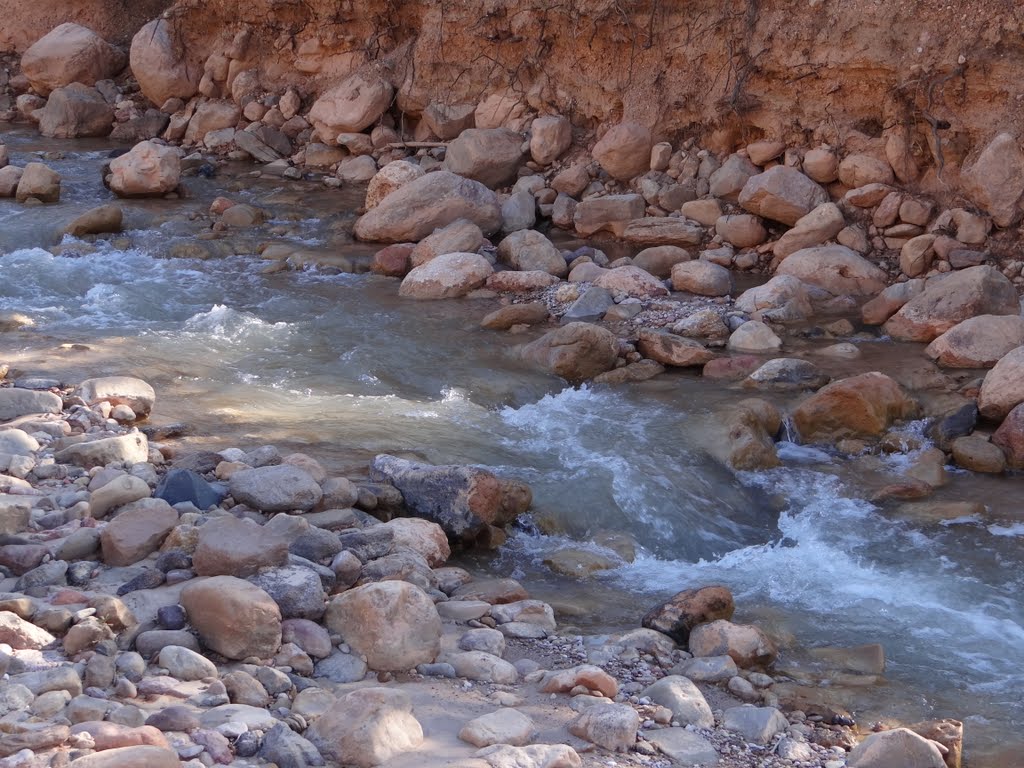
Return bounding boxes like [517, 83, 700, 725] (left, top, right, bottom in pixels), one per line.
[0, 0, 170, 52]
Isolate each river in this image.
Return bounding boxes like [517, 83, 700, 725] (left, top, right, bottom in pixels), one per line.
[1, 128, 1022, 766]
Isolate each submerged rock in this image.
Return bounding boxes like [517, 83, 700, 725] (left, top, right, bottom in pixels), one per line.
[520, 322, 619, 382]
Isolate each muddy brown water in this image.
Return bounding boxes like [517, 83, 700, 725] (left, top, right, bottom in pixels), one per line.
[1, 128, 1022, 766]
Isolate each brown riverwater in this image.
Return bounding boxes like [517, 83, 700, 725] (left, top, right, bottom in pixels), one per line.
[2, 128, 1023, 766]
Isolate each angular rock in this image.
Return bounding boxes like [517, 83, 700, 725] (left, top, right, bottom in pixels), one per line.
[572, 195, 646, 237]
[728, 321, 782, 353]
[738, 166, 828, 225]
[530, 115, 572, 165]
[497, 230, 566, 277]
[101, 499, 178, 567]
[594, 265, 669, 298]
[67, 746, 181, 768]
[722, 705, 789, 744]
[962, 132, 1024, 227]
[250, 565, 326, 620]
[636, 330, 713, 367]
[16, 163, 61, 203]
[0, 388, 62, 421]
[366, 160, 424, 210]
[568, 702, 638, 751]
[644, 729, 720, 766]
[37, 83, 113, 138]
[992, 403, 1024, 469]
[671, 260, 732, 296]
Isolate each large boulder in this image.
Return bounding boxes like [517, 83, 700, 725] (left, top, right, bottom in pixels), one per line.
[409, 218, 484, 267]
[36, 83, 113, 138]
[0, 388, 62, 421]
[369, 454, 529, 542]
[354, 171, 501, 242]
[979, 346, 1024, 421]
[925, 315, 1024, 368]
[228, 464, 323, 512]
[992, 403, 1024, 468]
[77, 377, 155, 417]
[306, 688, 423, 768]
[709, 154, 759, 201]
[100, 499, 178, 567]
[792, 372, 918, 442]
[184, 100, 240, 145]
[636, 330, 713, 367]
[399, 252, 494, 299]
[309, 72, 393, 142]
[593, 123, 653, 180]
[108, 141, 181, 198]
[738, 166, 828, 225]
[130, 19, 199, 106]
[670, 260, 732, 297]
[365, 161, 424, 210]
[772, 202, 846, 259]
[688, 620, 777, 667]
[520, 323, 619, 382]
[21, 23, 126, 95]
[573, 194, 646, 237]
[249, 565, 327, 620]
[594, 265, 669, 298]
[883, 266, 1020, 342]
[775, 245, 886, 297]
[444, 128, 526, 188]
[66, 747, 181, 768]
[530, 114, 572, 165]
[848, 728, 946, 768]
[642, 586, 735, 644]
[324, 581, 441, 671]
[735, 274, 813, 322]
[497, 230, 567, 276]
[192, 516, 289, 577]
[961, 132, 1024, 228]
[641, 676, 714, 729]
[54, 433, 149, 469]
[180, 576, 282, 660]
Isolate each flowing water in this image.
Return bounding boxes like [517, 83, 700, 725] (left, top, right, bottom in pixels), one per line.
[2, 129, 1023, 765]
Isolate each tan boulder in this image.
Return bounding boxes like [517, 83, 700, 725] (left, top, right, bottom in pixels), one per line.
[838, 154, 895, 188]
[54, 433, 148, 469]
[642, 585, 735, 644]
[592, 122, 652, 180]
[572, 194, 646, 237]
[324, 581, 441, 671]
[0, 610, 56, 649]
[772, 203, 845, 259]
[77, 376, 155, 416]
[100, 499, 178, 567]
[486, 270, 560, 292]
[183, 100, 240, 145]
[228, 464, 323, 512]
[306, 688, 423, 768]
[709, 154, 759, 201]
[594, 265, 669, 298]
[979, 346, 1024, 421]
[728, 320, 782, 353]
[192, 516, 289, 577]
[636, 330, 713, 367]
[716, 214, 767, 248]
[900, 234, 937, 278]
[130, 20, 199, 106]
[883, 266, 1019, 343]
[620, 217, 703, 247]
[632, 245, 692, 278]
[109, 141, 181, 198]
[21, 23, 126, 95]
[68, 746, 181, 768]
[365, 160, 424, 210]
[802, 147, 839, 183]
[848, 728, 945, 768]
[409, 218, 484, 268]
[925, 315, 1024, 368]
[530, 114, 572, 165]
[738, 166, 828, 226]
[36, 83, 113, 138]
[961, 132, 1024, 227]
[421, 101, 475, 140]
[776, 245, 886, 297]
[399, 252, 494, 299]
[16, 162, 60, 203]
[309, 72, 393, 142]
[89, 474, 151, 519]
[444, 128, 526, 189]
[735, 275, 813, 322]
[951, 435, 1006, 474]
[497, 230, 567, 276]
[861, 280, 925, 326]
[791, 372, 918, 443]
[670, 260, 733, 297]
[381, 517, 451, 567]
[520, 322, 619, 382]
[355, 171, 501, 242]
[689, 620, 777, 667]
[0, 166, 24, 197]
[180, 576, 282, 660]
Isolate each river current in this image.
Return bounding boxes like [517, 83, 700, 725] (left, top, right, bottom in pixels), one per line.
[1, 129, 1022, 765]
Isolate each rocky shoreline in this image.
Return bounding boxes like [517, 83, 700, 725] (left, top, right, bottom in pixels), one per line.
[1, 13, 1023, 768]
[0, 375, 963, 768]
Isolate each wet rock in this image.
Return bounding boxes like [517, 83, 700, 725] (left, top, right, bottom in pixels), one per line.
[36, 83, 113, 138]
[689, 620, 777, 667]
[21, 23, 125, 95]
[636, 330, 713, 367]
[728, 320, 782, 353]
[497, 229, 566, 276]
[130, 19, 197, 105]
[64, 204, 123, 237]
[884, 266, 1019, 343]
[180, 576, 282, 660]
[306, 687, 423, 768]
[444, 128, 527, 188]
[365, 161, 424, 210]
[910, 720, 963, 768]
[722, 705, 789, 744]
[15, 162, 61, 203]
[776, 245, 886, 297]
[792, 372, 918, 442]
[482, 302, 549, 330]
[228, 464, 323, 512]
[979, 346, 1024, 421]
[848, 727, 946, 768]
[568, 702, 638, 751]
[642, 585, 735, 644]
[745, 357, 829, 390]
[324, 580, 440, 671]
[520, 322, 619, 382]
[460, 708, 536, 747]
[108, 141, 180, 197]
[992, 403, 1024, 469]
[400, 252, 494, 299]
[101, 499, 178, 567]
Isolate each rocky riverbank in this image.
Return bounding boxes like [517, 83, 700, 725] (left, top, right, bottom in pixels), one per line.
[0, 375, 964, 768]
